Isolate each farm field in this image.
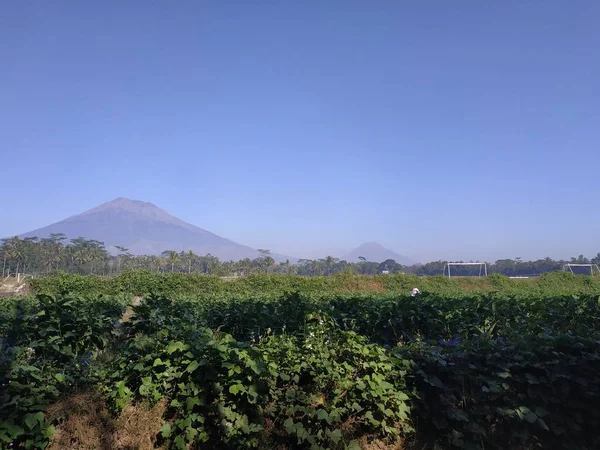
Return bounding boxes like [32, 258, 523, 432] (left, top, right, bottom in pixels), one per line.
[1, 272, 600, 449]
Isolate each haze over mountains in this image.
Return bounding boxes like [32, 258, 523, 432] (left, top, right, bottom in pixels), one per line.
[343, 242, 415, 266]
[19, 198, 288, 261]
[16, 198, 413, 264]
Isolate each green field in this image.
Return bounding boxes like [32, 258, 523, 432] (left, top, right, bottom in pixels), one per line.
[2, 272, 600, 449]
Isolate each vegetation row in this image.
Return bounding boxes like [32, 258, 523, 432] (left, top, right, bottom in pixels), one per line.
[3, 235, 600, 278]
[25, 270, 600, 298]
[2, 281, 600, 449]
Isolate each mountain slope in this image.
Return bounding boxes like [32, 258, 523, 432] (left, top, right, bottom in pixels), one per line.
[18, 198, 290, 261]
[343, 242, 414, 265]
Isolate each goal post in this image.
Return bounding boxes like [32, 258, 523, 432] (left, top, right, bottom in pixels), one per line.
[562, 264, 600, 276]
[443, 262, 488, 278]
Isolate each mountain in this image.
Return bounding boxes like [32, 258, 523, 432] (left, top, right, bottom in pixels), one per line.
[18, 197, 292, 262]
[343, 242, 415, 265]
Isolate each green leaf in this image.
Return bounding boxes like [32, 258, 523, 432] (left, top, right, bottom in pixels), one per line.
[24, 412, 44, 430]
[537, 418, 550, 431]
[329, 428, 342, 444]
[174, 435, 186, 449]
[283, 418, 295, 433]
[229, 384, 243, 395]
[347, 440, 362, 450]
[54, 373, 65, 382]
[317, 409, 330, 422]
[153, 358, 165, 367]
[44, 424, 55, 439]
[1, 423, 25, 439]
[185, 360, 199, 373]
[160, 423, 172, 438]
[167, 341, 188, 354]
[365, 410, 380, 425]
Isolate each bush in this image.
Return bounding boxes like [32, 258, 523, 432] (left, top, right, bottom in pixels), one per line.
[398, 335, 600, 449]
[0, 295, 125, 449]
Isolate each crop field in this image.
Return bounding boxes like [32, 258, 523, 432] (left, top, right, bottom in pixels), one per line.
[1, 271, 600, 449]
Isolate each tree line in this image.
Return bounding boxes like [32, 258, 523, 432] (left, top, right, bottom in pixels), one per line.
[1, 235, 599, 278]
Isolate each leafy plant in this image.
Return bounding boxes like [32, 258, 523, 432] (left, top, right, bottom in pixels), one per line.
[0, 294, 124, 449]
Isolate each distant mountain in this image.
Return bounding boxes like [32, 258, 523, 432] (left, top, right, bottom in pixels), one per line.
[343, 242, 415, 265]
[18, 197, 292, 262]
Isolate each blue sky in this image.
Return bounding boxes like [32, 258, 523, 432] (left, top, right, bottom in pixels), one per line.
[1, 1, 599, 261]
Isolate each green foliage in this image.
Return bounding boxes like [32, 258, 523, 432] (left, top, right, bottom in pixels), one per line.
[28, 270, 600, 299]
[0, 295, 125, 449]
[3, 233, 600, 279]
[107, 300, 412, 449]
[4, 273, 600, 449]
[398, 335, 600, 449]
[260, 317, 412, 449]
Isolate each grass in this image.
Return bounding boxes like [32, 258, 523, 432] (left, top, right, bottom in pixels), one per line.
[47, 392, 166, 450]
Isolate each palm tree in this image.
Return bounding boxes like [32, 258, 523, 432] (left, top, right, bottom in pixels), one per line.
[87, 242, 108, 274]
[186, 250, 196, 273]
[115, 246, 130, 273]
[310, 259, 323, 276]
[161, 250, 180, 273]
[237, 258, 252, 276]
[50, 234, 67, 271]
[72, 249, 88, 272]
[323, 256, 339, 276]
[151, 255, 165, 273]
[9, 238, 25, 276]
[205, 254, 221, 275]
[0, 243, 6, 277]
[263, 256, 275, 274]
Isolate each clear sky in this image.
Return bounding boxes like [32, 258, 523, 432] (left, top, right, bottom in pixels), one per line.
[1, 1, 599, 262]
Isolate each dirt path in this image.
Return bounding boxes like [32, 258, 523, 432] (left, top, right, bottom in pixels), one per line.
[0, 278, 29, 297]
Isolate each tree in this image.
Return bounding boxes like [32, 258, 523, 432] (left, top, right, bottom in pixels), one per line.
[114, 246, 131, 273]
[42, 234, 67, 272]
[310, 259, 324, 276]
[571, 255, 590, 264]
[414, 261, 446, 276]
[323, 256, 339, 276]
[515, 257, 522, 275]
[0, 239, 10, 276]
[206, 254, 221, 275]
[185, 250, 196, 273]
[10, 238, 25, 275]
[378, 259, 402, 274]
[162, 250, 180, 273]
[257, 249, 275, 274]
[2, 231, 598, 280]
[87, 241, 108, 274]
[236, 258, 253, 276]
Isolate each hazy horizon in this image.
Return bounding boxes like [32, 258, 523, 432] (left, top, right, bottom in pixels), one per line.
[2, 2, 599, 262]
[4, 196, 596, 263]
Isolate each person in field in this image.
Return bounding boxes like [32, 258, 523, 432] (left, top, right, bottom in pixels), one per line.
[411, 288, 420, 297]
